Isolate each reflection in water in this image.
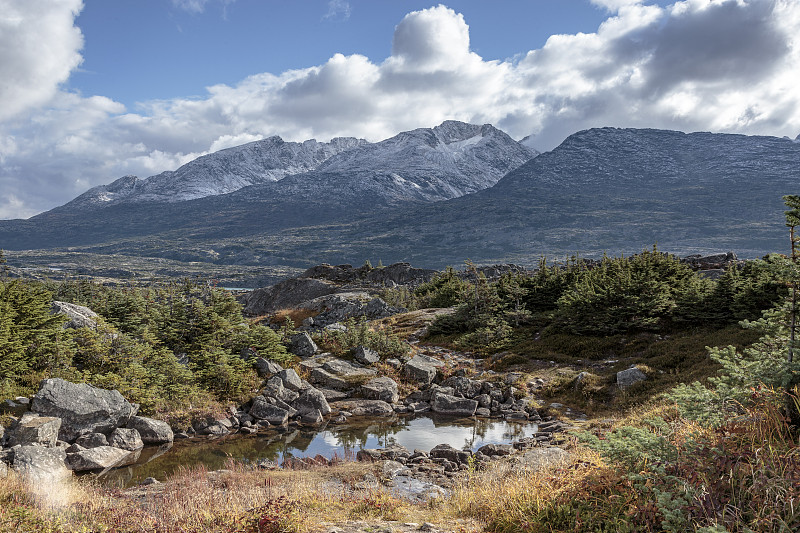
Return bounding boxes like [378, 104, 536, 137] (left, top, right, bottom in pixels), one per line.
[101, 415, 538, 487]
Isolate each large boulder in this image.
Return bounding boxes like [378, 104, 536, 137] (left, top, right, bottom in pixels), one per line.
[360, 377, 399, 404]
[404, 357, 438, 386]
[11, 446, 70, 482]
[277, 369, 305, 392]
[249, 396, 289, 425]
[239, 278, 337, 316]
[50, 301, 99, 329]
[289, 333, 318, 358]
[66, 446, 140, 472]
[431, 393, 478, 417]
[292, 388, 331, 416]
[7, 413, 61, 447]
[126, 416, 174, 444]
[31, 378, 138, 442]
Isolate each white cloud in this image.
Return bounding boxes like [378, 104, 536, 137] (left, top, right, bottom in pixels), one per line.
[2, 0, 800, 219]
[0, 0, 84, 121]
[324, 0, 351, 21]
[171, 0, 235, 14]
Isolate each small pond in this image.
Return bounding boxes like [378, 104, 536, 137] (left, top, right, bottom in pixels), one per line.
[102, 415, 539, 487]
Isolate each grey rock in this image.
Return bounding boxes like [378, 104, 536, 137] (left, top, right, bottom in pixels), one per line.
[316, 388, 351, 401]
[429, 443, 471, 464]
[475, 407, 491, 417]
[289, 332, 318, 358]
[254, 357, 283, 377]
[360, 377, 400, 404]
[75, 432, 109, 448]
[431, 393, 478, 417]
[126, 416, 174, 444]
[404, 357, 438, 385]
[66, 446, 140, 471]
[277, 369, 305, 392]
[249, 396, 289, 425]
[330, 399, 394, 417]
[476, 393, 492, 408]
[322, 358, 377, 379]
[108, 428, 144, 451]
[442, 376, 483, 398]
[353, 346, 380, 365]
[240, 277, 338, 316]
[11, 445, 70, 482]
[292, 388, 331, 416]
[310, 367, 350, 391]
[31, 378, 138, 442]
[262, 376, 300, 403]
[300, 409, 324, 425]
[8, 413, 61, 447]
[50, 301, 99, 329]
[617, 367, 648, 389]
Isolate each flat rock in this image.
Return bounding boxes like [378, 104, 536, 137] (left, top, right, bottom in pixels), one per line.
[310, 367, 351, 391]
[322, 359, 377, 379]
[330, 399, 394, 417]
[431, 393, 478, 417]
[66, 446, 140, 472]
[126, 416, 174, 444]
[31, 378, 138, 442]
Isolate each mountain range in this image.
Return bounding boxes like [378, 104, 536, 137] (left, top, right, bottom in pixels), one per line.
[2, 121, 799, 281]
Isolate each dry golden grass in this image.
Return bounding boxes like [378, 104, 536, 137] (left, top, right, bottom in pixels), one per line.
[270, 308, 319, 327]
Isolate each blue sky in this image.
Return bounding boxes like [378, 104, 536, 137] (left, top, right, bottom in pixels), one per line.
[1, 0, 799, 219]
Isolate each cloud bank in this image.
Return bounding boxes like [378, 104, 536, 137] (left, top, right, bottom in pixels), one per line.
[1, 0, 800, 218]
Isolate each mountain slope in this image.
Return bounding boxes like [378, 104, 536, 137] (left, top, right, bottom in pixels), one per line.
[0, 121, 536, 249]
[59, 136, 366, 209]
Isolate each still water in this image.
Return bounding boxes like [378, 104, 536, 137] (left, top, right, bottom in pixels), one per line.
[103, 415, 539, 487]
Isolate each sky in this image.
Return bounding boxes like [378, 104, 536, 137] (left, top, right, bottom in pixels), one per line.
[1, 0, 799, 220]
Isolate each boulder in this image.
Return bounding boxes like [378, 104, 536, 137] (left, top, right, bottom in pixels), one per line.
[277, 369, 305, 392]
[429, 443, 471, 464]
[126, 416, 174, 444]
[254, 358, 283, 377]
[11, 445, 70, 482]
[75, 432, 109, 448]
[249, 397, 289, 425]
[50, 301, 99, 329]
[7, 413, 61, 447]
[431, 393, 478, 417]
[310, 368, 350, 391]
[404, 357, 438, 386]
[330, 399, 394, 417]
[300, 409, 324, 425]
[360, 377, 400, 404]
[289, 333, 318, 358]
[353, 346, 380, 365]
[31, 378, 138, 442]
[108, 428, 144, 451]
[617, 367, 648, 389]
[238, 277, 337, 316]
[442, 376, 483, 398]
[262, 376, 299, 403]
[292, 388, 331, 416]
[322, 359, 377, 379]
[66, 446, 140, 471]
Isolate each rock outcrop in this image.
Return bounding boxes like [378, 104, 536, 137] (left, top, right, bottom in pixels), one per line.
[50, 301, 99, 329]
[31, 378, 138, 442]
